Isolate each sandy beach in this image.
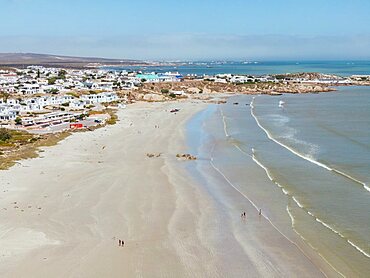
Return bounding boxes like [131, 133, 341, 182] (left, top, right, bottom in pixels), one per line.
[0, 100, 328, 277]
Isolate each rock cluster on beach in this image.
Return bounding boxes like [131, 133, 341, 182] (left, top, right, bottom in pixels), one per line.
[146, 153, 161, 158]
[176, 153, 197, 160]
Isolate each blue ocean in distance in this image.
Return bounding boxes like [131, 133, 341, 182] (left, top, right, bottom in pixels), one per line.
[105, 61, 370, 76]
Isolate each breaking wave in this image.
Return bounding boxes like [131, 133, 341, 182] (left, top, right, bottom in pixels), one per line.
[221, 103, 370, 259]
[250, 97, 369, 193]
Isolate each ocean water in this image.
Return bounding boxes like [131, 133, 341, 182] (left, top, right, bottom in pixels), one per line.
[106, 61, 370, 76]
[186, 86, 370, 276]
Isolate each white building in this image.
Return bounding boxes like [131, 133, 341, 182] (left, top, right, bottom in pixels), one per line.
[80, 92, 118, 104]
[19, 83, 43, 95]
[0, 105, 18, 121]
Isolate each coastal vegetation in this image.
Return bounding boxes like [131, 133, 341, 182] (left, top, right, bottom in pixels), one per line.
[106, 110, 118, 125]
[0, 128, 12, 142]
[66, 91, 80, 98]
[129, 78, 336, 102]
[0, 130, 70, 170]
[0, 107, 119, 170]
[14, 117, 22, 125]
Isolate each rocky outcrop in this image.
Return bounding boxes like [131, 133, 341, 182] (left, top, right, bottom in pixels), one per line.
[176, 153, 197, 161]
[146, 153, 161, 158]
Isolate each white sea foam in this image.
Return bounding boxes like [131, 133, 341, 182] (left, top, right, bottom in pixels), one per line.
[209, 149, 327, 275]
[314, 218, 370, 258]
[220, 109, 229, 137]
[233, 144, 251, 157]
[286, 206, 346, 277]
[292, 196, 304, 208]
[269, 113, 290, 127]
[250, 98, 369, 194]
[347, 240, 370, 258]
[250, 98, 333, 171]
[315, 218, 341, 235]
[223, 99, 369, 261]
[251, 154, 274, 182]
[233, 142, 293, 198]
[332, 168, 369, 192]
[286, 205, 296, 227]
[290, 203, 370, 260]
[280, 128, 319, 160]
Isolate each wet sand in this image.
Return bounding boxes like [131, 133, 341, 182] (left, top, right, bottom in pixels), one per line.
[0, 101, 326, 277]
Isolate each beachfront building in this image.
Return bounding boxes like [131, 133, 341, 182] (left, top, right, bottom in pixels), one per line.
[136, 74, 161, 83]
[18, 83, 43, 95]
[18, 95, 74, 110]
[0, 72, 18, 84]
[22, 111, 79, 128]
[0, 83, 17, 93]
[80, 92, 119, 104]
[0, 105, 18, 122]
[214, 78, 228, 83]
[136, 72, 183, 83]
[170, 90, 185, 96]
[69, 99, 87, 110]
[82, 81, 100, 90]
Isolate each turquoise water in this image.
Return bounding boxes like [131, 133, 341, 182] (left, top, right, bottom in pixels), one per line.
[106, 61, 370, 76]
[186, 87, 370, 276]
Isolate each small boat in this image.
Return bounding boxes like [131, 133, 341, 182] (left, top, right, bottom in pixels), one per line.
[279, 100, 285, 107]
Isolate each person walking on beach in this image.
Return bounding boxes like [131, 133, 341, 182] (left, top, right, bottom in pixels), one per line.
[121, 240, 124, 247]
[259, 209, 262, 216]
[118, 239, 122, 247]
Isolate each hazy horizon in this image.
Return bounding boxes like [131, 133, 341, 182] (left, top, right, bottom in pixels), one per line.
[1, 0, 370, 60]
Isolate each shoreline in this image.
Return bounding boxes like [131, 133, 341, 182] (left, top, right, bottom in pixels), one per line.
[0, 98, 330, 277]
[196, 92, 369, 277]
[184, 102, 338, 277]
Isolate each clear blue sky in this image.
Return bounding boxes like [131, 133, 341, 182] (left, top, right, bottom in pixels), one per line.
[1, 0, 370, 60]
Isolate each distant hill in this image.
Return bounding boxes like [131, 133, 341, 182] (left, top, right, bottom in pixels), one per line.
[0, 53, 147, 69]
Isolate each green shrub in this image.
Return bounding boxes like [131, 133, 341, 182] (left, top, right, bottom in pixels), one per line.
[0, 128, 12, 141]
[15, 117, 22, 125]
[48, 77, 57, 85]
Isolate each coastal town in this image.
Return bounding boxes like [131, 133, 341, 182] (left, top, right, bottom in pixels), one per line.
[1, 65, 370, 133]
[1, 0, 370, 276]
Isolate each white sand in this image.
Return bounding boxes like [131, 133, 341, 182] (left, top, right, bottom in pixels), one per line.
[0, 101, 327, 277]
